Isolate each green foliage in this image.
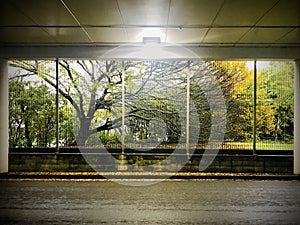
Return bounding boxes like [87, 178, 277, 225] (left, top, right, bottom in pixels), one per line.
[58, 103, 76, 146]
[9, 80, 56, 147]
[190, 81, 211, 143]
[98, 130, 120, 145]
[259, 62, 294, 142]
[127, 96, 181, 144]
[208, 61, 253, 142]
[9, 79, 76, 148]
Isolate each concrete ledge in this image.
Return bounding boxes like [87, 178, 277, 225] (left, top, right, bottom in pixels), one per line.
[9, 152, 294, 173]
[1, 172, 299, 181]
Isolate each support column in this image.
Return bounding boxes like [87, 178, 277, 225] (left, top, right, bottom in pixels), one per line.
[294, 60, 300, 174]
[0, 59, 8, 173]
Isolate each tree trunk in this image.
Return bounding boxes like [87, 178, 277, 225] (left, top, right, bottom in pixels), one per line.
[24, 120, 32, 147]
[75, 117, 92, 146]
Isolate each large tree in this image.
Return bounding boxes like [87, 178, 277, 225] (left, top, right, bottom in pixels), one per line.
[9, 60, 196, 147]
[9, 59, 250, 148]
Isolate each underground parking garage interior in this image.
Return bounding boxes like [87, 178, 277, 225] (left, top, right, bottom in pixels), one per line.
[1, 0, 300, 175]
[0, 0, 300, 224]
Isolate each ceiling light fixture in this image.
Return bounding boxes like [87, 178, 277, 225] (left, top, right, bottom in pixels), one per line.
[143, 37, 161, 44]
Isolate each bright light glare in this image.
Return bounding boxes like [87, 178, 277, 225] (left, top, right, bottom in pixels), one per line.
[133, 43, 178, 60]
[143, 43, 161, 58]
[136, 28, 165, 43]
[246, 61, 270, 70]
[100, 43, 198, 60]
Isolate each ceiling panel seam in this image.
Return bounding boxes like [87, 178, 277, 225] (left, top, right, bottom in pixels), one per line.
[2, 25, 299, 29]
[275, 27, 297, 43]
[8, 0, 37, 26]
[164, 0, 172, 42]
[253, 0, 281, 25]
[116, 0, 129, 42]
[60, 0, 94, 42]
[1, 42, 299, 47]
[7, 0, 57, 43]
[236, 0, 281, 45]
[201, 0, 226, 43]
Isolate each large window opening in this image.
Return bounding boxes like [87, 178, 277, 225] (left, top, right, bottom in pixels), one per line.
[8, 60, 294, 151]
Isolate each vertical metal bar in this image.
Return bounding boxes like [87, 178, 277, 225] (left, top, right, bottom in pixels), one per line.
[253, 60, 257, 155]
[186, 61, 190, 159]
[56, 59, 59, 153]
[121, 61, 125, 155]
[117, 61, 127, 171]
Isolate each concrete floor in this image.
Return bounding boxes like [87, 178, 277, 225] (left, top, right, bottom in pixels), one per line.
[0, 180, 300, 224]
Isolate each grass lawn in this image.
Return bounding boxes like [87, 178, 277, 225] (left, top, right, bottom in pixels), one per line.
[222, 142, 294, 150]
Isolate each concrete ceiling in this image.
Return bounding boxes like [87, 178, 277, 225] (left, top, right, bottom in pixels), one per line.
[0, 0, 299, 59]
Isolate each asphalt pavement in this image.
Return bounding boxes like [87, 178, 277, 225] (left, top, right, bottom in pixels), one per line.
[1, 179, 300, 224]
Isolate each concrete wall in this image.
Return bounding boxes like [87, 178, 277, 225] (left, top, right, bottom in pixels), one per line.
[9, 152, 293, 174]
